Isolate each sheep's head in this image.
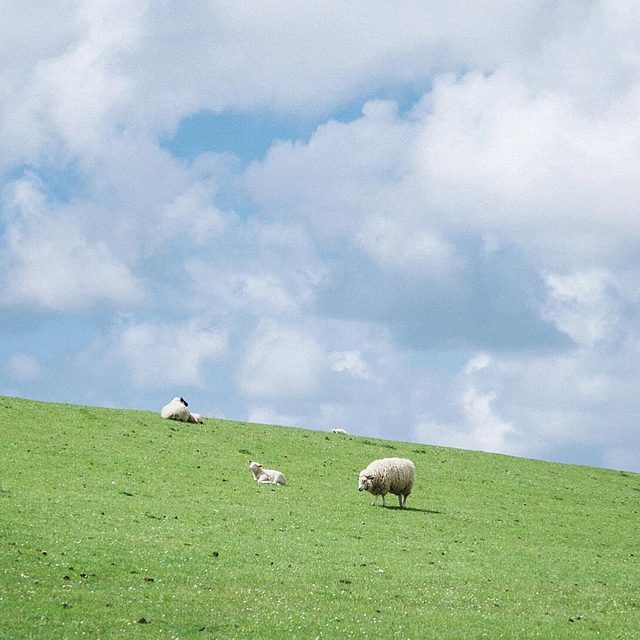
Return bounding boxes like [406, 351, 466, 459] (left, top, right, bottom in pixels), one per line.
[358, 472, 374, 492]
[179, 397, 188, 407]
[248, 462, 262, 472]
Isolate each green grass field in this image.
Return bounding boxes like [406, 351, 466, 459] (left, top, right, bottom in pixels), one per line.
[1, 396, 639, 639]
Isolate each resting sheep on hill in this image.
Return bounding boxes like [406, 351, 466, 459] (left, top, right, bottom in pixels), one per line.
[160, 397, 202, 423]
[248, 462, 286, 485]
[358, 457, 415, 508]
[331, 428, 348, 435]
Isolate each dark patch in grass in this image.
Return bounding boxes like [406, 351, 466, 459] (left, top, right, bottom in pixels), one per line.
[239, 449, 252, 455]
[138, 618, 148, 624]
[362, 440, 396, 449]
[120, 491, 134, 497]
[412, 449, 428, 454]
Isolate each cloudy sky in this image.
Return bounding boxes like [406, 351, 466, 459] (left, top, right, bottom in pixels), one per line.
[2, 1, 640, 473]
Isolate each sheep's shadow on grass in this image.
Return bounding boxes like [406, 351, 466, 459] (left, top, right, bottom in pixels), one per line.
[382, 506, 442, 514]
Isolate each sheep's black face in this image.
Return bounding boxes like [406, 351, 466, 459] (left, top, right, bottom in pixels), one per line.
[180, 397, 188, 407]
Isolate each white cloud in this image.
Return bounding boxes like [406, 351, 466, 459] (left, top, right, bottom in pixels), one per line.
[542, 269, 619, 346]
[415, 353, 520, 456]
[0, 174, 143, 311]
[246, 407, 302, 428]
[459, 387, 518, 453]
[5, 353, 42, 381]
[412, 283, 640, 469]
[238, 321, 326, 398]
[0, 1, 148, 167]
[356, 216, 458, 278]
[243, 100, 415, 237]
[464, 352, 492, 375]
[603, 448, 640, 474]
[115, 318, 227, 388]
[241, 65, 640, 280]
[126, 2, 567, 125]
[329, 350, 371, 380]
[183, 220, 324, 317]
[157, 183, 230, 246]
[233, 274, 299, 313]
[1, 0, 577, 167]
[187, 262, 305, 317]
[235, 319, 423, 437]
[413, 69, 640, 268]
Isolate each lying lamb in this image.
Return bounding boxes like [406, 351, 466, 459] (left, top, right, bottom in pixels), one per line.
[358, 457, 415, 508]
[160, 397, 202, 423]
[248, 461, 286, 485]
[331, 428, 348, 435]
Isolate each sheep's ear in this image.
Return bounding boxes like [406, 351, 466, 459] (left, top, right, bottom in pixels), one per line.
[367, 475, 374, 480]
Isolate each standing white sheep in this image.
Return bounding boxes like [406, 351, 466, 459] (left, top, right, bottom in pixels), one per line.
[248, 462, 286, 486]
[358, 458, 415, 508]
[331, 428, 348, 435]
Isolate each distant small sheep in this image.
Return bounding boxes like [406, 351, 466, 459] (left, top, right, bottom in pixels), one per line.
[331, 428, 348, 435]
[160, 397, 202, 424]
[248, 461, 286, 486]
[358, 457, 415, 508]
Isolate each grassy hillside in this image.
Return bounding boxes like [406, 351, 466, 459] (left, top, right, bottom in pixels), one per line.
[1, 396, 638, 639]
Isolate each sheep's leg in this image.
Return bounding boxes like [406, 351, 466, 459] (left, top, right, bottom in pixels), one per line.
[398, 494, 404, 508]
[381, 494, 386, 507]
[372, 495, 379, 507]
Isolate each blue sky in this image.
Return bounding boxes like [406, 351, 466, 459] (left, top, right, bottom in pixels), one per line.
[1, 1, 640, 473]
